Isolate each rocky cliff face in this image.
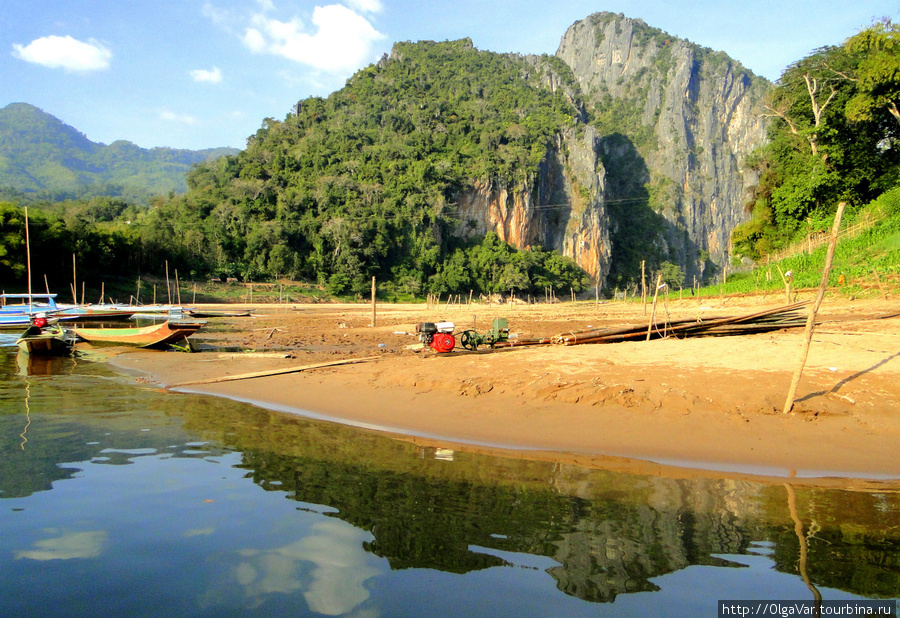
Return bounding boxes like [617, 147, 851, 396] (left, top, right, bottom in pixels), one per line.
[552, 13, 771, 284]
[450, 14, 770, 287]
[455, 125, 611, 284]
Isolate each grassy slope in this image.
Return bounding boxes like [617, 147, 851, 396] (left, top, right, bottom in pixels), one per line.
[712, 189, 900, 300]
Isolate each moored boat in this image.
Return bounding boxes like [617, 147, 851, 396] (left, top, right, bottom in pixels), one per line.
[187, 309, 251, 318]
[0, 293, 61, 314]
[0, 313, 41, 329]
[16, 316, 75, 355]
[72, 320, 205, 349]
[54, 305, 136, 322]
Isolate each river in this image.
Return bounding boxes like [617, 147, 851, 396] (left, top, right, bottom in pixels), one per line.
[0, 340, 897, 616]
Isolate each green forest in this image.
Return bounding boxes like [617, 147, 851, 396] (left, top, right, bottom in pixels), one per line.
[2, 20, 899, 302]
[731, 19, 900, 259]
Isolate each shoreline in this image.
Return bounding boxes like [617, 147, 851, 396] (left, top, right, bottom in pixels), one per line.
[108, 295, 900, 487]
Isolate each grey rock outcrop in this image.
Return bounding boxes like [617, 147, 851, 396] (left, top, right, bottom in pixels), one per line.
[556, 13, 771, 283]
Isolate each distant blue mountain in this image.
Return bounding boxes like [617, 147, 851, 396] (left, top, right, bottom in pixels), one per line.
[0, 102, 239, 202]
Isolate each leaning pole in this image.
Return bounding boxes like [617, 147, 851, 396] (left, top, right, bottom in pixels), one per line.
[782, 202, 846, 414]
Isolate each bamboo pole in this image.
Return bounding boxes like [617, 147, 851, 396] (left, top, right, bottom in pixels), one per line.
[646, 274, 663, 341]
[371, 276, 377, 327]
[165, 261, 171, 304]
[558, 302, 807, 345]
[719, 264, 727, 305]
[783, 202, 845, 414]
[24, 207, 32, 303]
[641, 260, 647, 314]
[167, 356, 380, 388]
[72, 254, 77, 304]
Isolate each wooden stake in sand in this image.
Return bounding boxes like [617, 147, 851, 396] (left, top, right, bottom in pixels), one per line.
[371, 276, 377, 327]
[873, 268, 889, 301]
[782, 202, 845, 414]
[167, 356, 381, 389]
[646, 274, 663, 341]
[776, 265, 792, 304]
[72, 253, 77, 304]
[24, 207, 32, 300]
[641, 260, 647, 315]
[165, 260, 171, 304]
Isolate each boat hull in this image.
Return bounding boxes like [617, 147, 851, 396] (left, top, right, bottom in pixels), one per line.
[73, 320, 205, 349]
[16, 326, 75, 356]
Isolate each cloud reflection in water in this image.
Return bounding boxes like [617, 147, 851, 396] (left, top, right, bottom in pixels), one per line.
[234, 519, 384, 615]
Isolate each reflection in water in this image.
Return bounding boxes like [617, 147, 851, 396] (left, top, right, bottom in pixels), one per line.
[0, 347, 898, 616]
[20, 379, 30, 450]
[234, 520, 382, 615]
[15, 530, 107, 561]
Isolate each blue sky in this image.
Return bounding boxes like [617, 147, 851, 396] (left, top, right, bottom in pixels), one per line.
[3, 0, 897, 151]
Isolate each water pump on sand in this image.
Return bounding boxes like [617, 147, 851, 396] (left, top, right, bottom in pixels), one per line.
[415, 321, 456, 353]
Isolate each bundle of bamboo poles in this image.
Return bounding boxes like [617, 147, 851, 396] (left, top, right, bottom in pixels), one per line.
[494, 302, 809, 348]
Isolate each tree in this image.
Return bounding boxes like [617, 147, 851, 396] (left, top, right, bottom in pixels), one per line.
[738, 38, 900, 250]
[762, 48, 847, 161]
[845, 19, 900, 127]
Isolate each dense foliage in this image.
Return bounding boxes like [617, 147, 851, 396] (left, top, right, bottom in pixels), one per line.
[125, 40, 589, 298]
[732, 20, 900, 260]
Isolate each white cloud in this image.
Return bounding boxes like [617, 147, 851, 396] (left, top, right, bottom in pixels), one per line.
[345, 0, 383, 13]
[202, 2, 230, 26]
[241, 4, 386, 73]
[160, 111, 198, 125]
[12, 35, 112, 72]
[190, 66, 223, 83]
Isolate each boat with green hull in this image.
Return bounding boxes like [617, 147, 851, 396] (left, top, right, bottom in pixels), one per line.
[73, 320, 205, 349]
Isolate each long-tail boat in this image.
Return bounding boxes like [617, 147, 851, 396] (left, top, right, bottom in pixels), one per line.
[73, 320, 205, 349]
[16, 317, 76, 355]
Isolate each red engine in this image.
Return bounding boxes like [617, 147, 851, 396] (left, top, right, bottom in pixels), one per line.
[415, 322, 456, 353]
[429, 332, 456, 353]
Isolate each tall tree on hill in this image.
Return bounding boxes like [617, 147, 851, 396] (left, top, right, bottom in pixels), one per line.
[845, 18, 900, 127]
[733, 34, 900, 260]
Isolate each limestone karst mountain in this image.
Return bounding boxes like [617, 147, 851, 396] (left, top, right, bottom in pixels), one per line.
[433, 12, 771, 285]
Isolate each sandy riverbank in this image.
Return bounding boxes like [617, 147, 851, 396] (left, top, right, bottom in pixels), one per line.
[107, 295, 900, 483]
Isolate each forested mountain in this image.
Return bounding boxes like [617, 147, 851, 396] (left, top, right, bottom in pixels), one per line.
[2, 14, 897, 301]
[137, 39, 596, 297]
[134, 14, 771, 296]
[0, 103, 238, 202]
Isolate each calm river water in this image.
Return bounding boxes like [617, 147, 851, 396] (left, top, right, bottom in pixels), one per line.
[1, 338, 898, 616]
